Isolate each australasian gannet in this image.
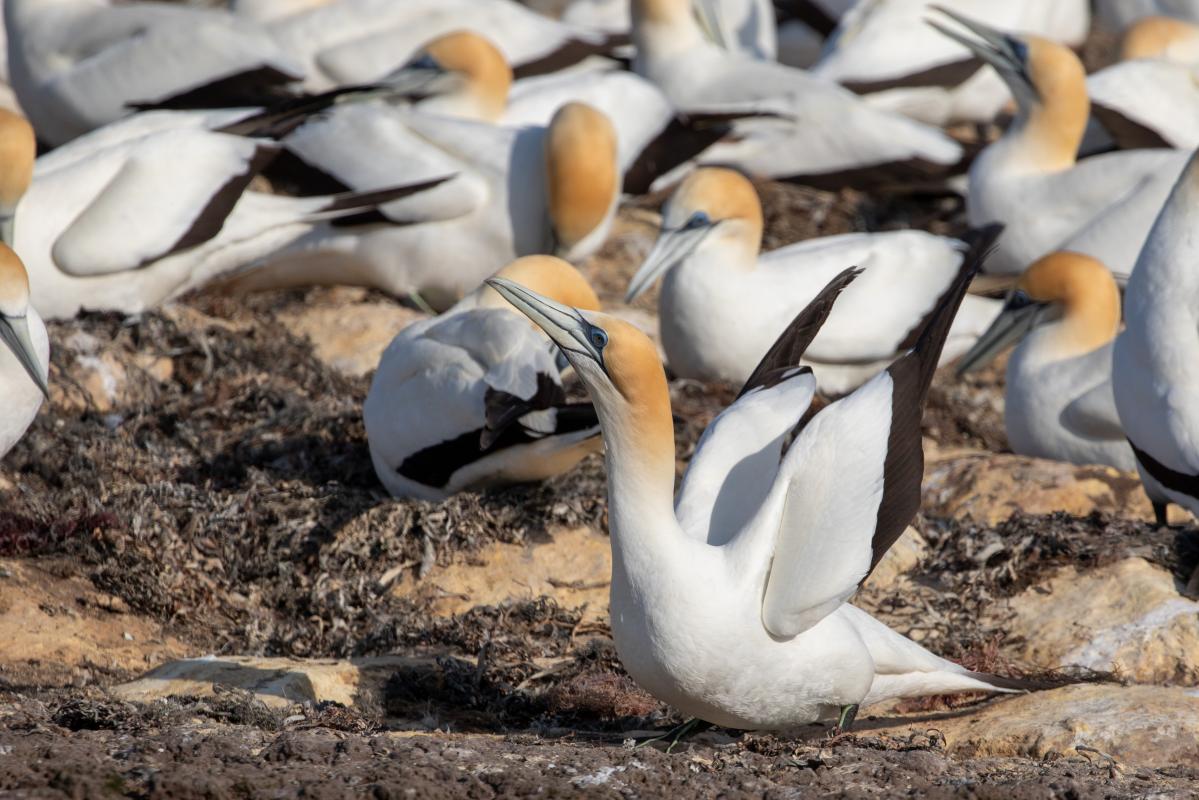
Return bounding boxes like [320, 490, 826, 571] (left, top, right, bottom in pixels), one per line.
[486, 226, 1033, 731]
[958, 252, 1134, 472]
[1114, 147, 1199, 591]
[628, 0, 964, 188]
[813, 0, 1089, 126]
[1087, 17, 1199, 151]
[3, 111, 447, 319]
[224, 101, 620, 310]
[0, 242, 48, 459]
[4, 0, 305, 146]
[262, 0, 624, 94]
[626, 167, 1002, 394]
[931, 7, 1190, 280]
[364, 256, 602, 500]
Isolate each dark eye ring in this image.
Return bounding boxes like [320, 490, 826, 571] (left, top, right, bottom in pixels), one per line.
[1010, 289, 1031, 308]
[589, 327, 608, 350]
[685, 211, 710, 230]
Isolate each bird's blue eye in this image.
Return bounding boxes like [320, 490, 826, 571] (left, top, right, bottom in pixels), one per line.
[1006, 37, 1028, 63]
[685, 211, 710, 230]
[589, 327, 608, 350]
[411, 54, 439, 71]
[1009, 289, 1031, 308]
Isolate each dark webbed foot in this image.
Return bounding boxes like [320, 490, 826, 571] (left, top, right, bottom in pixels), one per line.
[633, 718, 713, 753]
[830, 703, 859, 738]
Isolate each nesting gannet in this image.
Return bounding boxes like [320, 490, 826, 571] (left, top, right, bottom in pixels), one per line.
[813, 0, 1089, 126]
[264, 0, 622, 94]
[364, 256, 602, 500]
[957, 252, 1135, 472]
[626, 168, 1002, 394]
[629, 0, 963, 187]
[383, 31, 513, 124]
[561, 0, 777, 60]
[1114, 149, 1199, 565]
[226, 100, 620, 310]
[932, 8, 1191, 280]
[1086, 18, 1199, 151]
[0, 108, 33, 248]
[1094, 0, 1199, 35]
[4, 0, 305, 146]
[0, 243, 48, 459]
[8, 118, 446, 319]
[487, 229, 1029, 731]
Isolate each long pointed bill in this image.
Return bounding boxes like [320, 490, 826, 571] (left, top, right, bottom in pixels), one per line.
[955, 300, 1043, 376]
[486, 277, 606, 369]
[625, 225, 712, 302]
[925, 6, 1012, 70]
[0, 313, 48, 399]
[379, 63, 462, 101]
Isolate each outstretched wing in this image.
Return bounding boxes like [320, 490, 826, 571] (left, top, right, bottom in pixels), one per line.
[675, 268, 860, 545]
[756, 225, 1000, 638]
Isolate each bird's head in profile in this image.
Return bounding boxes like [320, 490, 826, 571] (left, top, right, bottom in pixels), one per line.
[0, 243, 48, 398]
[383, 31, 512, 122]
[926, 6, 1087, 121]
[486, 277, 673, 463]
[626, 166, 762, 302]
[957, 250, 1119, 374]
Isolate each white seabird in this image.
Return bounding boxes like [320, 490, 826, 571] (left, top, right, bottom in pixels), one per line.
[225, 100, 621, 310]
[0, 241, 48, 459]
[628, 0, 964, 188]
[932, 7, 1191, 280]
[486, 227, 1032, 732]
[813, 0, 1089, 126]
[957, 251, 1135, 472]
[1114, 146, 1199, 588]
[364, 255, 602, 500]
[625, 167, 1001, 394]
[5, 0, 305, 146]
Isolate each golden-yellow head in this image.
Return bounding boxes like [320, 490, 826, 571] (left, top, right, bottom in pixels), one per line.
[544, 102, 619, 260]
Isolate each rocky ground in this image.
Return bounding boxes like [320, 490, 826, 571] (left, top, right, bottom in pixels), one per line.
[3, 164, 1199, 797]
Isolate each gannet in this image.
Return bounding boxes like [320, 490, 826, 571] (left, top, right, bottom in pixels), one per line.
[1094, 0, 1199, 35]
[813, 0, 1089, 126]
[1087, 18, 1199, 151]
[1114, 149, 1199, 572]
[0, 242, 48, 459]
[263, 0, 622, 94]
[4, 0, 305, 146]
[561, 0, 777, 60]
[933, 8, 1191, 280]
[364, 256, 602, 500]
[629, 0, 964, 187]
[226, 101, 621, 310]
[625, 167, 1002, 394]
[957, 252, 1135, 472]
[487, 228, 1029, 731]
[0, 108, 33, 248]
[7, 117, 447, 319]
[384, 31, 513, 124]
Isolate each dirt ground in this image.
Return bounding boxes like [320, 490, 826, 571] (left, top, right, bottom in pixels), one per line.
[2, 25, 1197, 794]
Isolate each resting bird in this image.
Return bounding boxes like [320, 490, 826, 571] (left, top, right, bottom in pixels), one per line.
[957, 252, 1135, 472]
[486, 226, 1032, 734]
[626, 167, 1001, 394]
[1114, 147, 1199, 591]
[0, 242, 48, 459]
[4, 0, 304, 145]
[931, 7, 1189, 280]
[364, 256, 603, 500]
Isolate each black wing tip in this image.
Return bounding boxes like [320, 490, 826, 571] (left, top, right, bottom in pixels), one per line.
[965, 669, 1063, 693]
[320, 175, 454, 214]
[736, 266, 862, 399]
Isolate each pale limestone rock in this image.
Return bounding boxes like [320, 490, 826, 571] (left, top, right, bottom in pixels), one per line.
[1005, 558, 1199, 684]
[275, 286, 427, 377]
[391, 526, 611, 621]
[871, 685, 1199, 769]
[112, 655, 431, 709]
[922, 450, 1161, 524]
